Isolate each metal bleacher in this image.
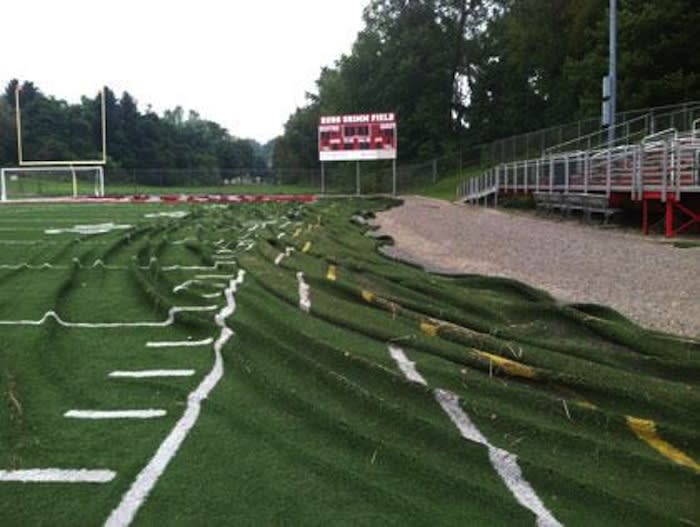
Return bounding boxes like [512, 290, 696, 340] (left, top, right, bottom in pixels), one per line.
[458, 110, 700, 237]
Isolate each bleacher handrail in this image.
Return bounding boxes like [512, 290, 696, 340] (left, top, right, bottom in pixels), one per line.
[642, 128, 678, 145]
[458, 130, 700, 204]
[545, 105, 700, 156]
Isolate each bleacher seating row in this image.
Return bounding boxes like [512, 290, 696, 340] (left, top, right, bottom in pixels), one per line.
[533, 192, 620, 223]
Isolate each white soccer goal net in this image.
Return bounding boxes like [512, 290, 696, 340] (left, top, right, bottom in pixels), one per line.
[0, 166, 105, 201]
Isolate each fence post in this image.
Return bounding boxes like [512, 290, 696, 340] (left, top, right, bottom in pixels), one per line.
[494, 167, 499, 206]
[564, 154, 570, 194]
[523, 162, 528, 194]
[606, 148, 612, 198]
[549, 157, 554, 193]
[321, 162, 325, 194]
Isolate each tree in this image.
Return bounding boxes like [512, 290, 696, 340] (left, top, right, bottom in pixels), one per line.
[0, 80, 267, 173]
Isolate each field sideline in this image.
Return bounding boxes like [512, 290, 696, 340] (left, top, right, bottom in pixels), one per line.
[0, 199, 697, 525]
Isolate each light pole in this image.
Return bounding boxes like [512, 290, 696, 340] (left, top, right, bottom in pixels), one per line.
[608, 0, 617, 145]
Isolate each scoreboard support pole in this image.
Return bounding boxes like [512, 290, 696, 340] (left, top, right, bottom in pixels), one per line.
[356, 161, 361, 196]
[321, 162, 325, 194]
[392, 159, 397, 196]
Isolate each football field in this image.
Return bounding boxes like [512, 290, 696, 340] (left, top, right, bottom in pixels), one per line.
[0, 199, 697, 526]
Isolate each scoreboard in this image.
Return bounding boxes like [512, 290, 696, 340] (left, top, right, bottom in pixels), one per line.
[318, 113, 397, 162]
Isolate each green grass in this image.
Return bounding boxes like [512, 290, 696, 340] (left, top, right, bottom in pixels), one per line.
[4, 178, 317, 198]
[5, 167, 485, 201]
[0, 199, 697, 526]
[412, 168, 482, 201]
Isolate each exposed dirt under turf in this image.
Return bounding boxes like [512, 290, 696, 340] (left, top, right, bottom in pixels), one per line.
[372, 196, 700, 339]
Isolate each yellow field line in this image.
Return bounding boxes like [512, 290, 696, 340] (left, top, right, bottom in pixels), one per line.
[361, 289, 538, 379]
[474, 350, 536, 379]
[326, 265, 337, 281]
[420, 321, 439, 337]
[626, 416, 700, 473]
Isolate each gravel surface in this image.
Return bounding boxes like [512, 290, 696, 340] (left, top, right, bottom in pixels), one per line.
[372, 196, 700, 339]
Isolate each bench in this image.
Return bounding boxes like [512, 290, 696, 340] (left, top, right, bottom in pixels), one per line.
[532, 192, 563, 214]
[533, 192, 621, 224]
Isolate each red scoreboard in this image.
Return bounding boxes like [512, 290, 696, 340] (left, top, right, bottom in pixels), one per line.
[318, 113, 397, 162]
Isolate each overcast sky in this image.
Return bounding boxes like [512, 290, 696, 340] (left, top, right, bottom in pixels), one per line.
[2, 0, 367, 143]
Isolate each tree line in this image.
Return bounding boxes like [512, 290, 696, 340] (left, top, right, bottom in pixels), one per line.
[0, 79, 271, 170]
[273, 0, 700, 169]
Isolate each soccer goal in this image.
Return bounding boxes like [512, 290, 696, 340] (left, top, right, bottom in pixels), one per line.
[0, 166, 105, 201]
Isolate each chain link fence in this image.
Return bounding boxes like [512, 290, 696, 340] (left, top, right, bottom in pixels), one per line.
[479, 101, 700, 164]
[102, 167, 320, 195]
[23, 101, 697, 198]
[100, 151, 473, 196]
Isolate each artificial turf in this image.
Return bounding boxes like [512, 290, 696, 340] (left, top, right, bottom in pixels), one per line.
[0, 199, 697, 526]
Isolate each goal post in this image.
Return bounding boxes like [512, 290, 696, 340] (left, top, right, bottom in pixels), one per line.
[4, 82, 108, 202]
[14, 84, 107, 167]
[0, 166, 105, 202]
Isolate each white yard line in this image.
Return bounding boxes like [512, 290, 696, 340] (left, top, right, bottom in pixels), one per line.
[296, 271, 311, 313]
[173, 279, 225, 293]
[109, 370, 195, 378]
[201, 292, 222, 299]
[64, 410, 166, 419]
[146, 338, 214, 348]
[0, 260, 227, 272]
[160, 263, 234, 271]
[105, 269, 246, 527]
[45, 223, 132, 235]
[388, 344, 427, 385]
[173, 280, 199, 293]
[0, 240, 61, 245]
[388, 345, 561, 527]
[0, 306, 217, 328]
[144, 212, 188, 219]
[0, 260, 128, 271]
[0, 469, 116, 483]
[274, 246, 295, 266]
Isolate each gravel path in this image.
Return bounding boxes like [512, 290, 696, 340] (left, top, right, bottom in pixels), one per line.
[372, 196, 700, 339]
